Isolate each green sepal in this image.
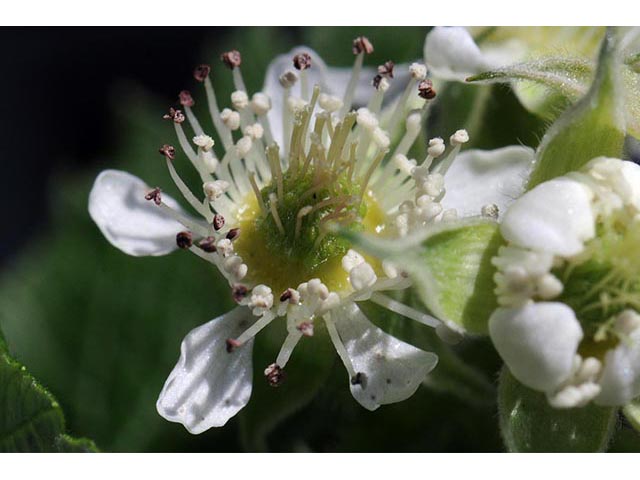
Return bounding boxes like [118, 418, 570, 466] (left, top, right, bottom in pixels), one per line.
[0, 347, 100, 452]
[623, 398, 640, 432]
[238, 319, 335, 452]
[344, 219, 501, 335]
[526, 28, 626, 188]
[498, 368, 617, 452]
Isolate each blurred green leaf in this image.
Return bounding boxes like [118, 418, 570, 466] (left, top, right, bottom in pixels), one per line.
[527, 29, 626, 188]
[0, 346, 98, 452]
[498, 368, 617, 452]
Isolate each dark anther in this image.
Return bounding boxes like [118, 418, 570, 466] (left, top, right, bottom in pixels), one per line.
[232, 284, 248, 303]
[350, 372, 367, 388]
[418, 79, 436, 100]
[176, 231, 193, 249]
[292, 52, 311, 70]
[144, 188, 162, 206]
[352, 36, 374, 55]
[372, 74, 383, 90]
[198, 236, 217, 253]
[213, 214, 225, 231]
[179, 90, 195, 107]
[162, 107, 185, 124]
[221, 50, 242, 69]
[296, 321, 314, 337]
[226, 338, 241, 353]
[193, 64, 211, 82]
[264, 363, 286, 387]
[158, 144, 176, 160]
[279, 289, 292, 302]
[377, 60, 394, 78]
[226, 228, 240, 241]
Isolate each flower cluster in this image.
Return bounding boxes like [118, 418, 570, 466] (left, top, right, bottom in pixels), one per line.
[490, 157, 640, 408]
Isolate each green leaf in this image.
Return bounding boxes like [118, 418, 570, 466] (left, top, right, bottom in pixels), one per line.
[623, 398, 640, 432]
[525, 29, 626, 188]
[498, 368, 617, 452]
[0, 348, 99, 452]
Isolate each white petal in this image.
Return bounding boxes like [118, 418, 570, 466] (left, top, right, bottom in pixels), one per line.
[88, 169, 185, 256]
[156, 307, 256, 433]
[489, 302, 583, 392]
[442, 146, 535, 218]
[332, 303, 438, 411]
[424, 27, 491, 82]
[586, 156, 640, 211]
[595, 329, 640, 406]
[501, 177, 595, 256]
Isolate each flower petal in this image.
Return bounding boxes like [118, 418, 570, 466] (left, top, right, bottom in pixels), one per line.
[489, 302, 583, 392]
[156, 307, 256, 433]
[442, 146, 535, 218]
[331, 302, 438, 411]
[595, 330, 640, 406]
[88, 169, 185, 256]
[424, 27, 491, 82]
[500, 177, 595, 256]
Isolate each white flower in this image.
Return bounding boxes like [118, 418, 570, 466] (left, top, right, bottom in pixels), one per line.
[489, 157, 640, 408]
[88, 40, 534, 433]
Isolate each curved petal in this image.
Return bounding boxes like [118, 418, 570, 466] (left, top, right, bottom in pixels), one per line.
[331, 302, 438, 411]
[489, 302, 583, 392]
[586, 156, 640, 211]
[88, 169, 185, 256]
[500, 177, 595, 257]
[442, 146, 535, 218]
[424, 27, 491, 82]
[595, 330, 640, 406]
[156, 307, 256, 434]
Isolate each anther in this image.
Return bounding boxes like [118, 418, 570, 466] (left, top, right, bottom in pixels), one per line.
[279, 70, 298, 88]
[220, 108, 241, 130]
[203, 180, 229, 200]
[481, 203, 499, 219]
[427, 137, 445, 158]
[409, 62, 427, 80]
[221, 50, 242, 69]
[158, 144, 176, 160]
[377, 61, 394, 78]
[163, 107, 185, 124]
[231, 90, 249, 110]
[226, 228, 240, 241]
[213, 214, 225, 231]
[232, 284, 249, 303]
[176, 231, 193, 249]
[144, 187, 162, 206]
[178, 90, 195, 107]
[297, 322, 314, 337]
[251, 93, 271, 115]
[264, 363, 286, 387]
[279, 288, 300, 304]
[352, 36, 374, 55]
[293, 52, 311, 70]
[193, 64, 211, 82]
[350, 372, 367, 388]
[450, 129, 469, 145]
[226, 338, 241, 353]
[198, 236, 217, 253]
[418, 79, 436, 100]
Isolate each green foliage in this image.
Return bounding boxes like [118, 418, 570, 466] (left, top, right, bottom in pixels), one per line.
[0, 342, 98, 452]
[498, 368, 617, 452]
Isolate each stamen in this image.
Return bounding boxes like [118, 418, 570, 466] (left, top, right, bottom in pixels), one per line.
[213, 213, 225, 231]
[234, 311, 276, 345]
[232, 284, 249, 303]
[173, 122, 213, 183]
[377, 61, 394, 78]
[359, 148, 387, 199]
[158, 202, 209, 237]
[266, 145, 283, 201]
[203, 76, 234, 149]
[164, 157, 213, 222]
[340, 36, 373, 117]
[198, 236, 217, 253]
[158, 144, 176, 160]
[179, 90, 204, 136]
[268, 193, 286, 235]
[193, 64, 211, 82]
[275, 330, 304, 368]
[144, 187, 162, 206]
[176, 231, 193, 249]
[418, 79, 436, 100]
[325, 316, 358, 378]
[293, 52, 312, 101]
[264, 363, 286, 387]
[248, 171, 267, 215]
[369, 292, 441, 328]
